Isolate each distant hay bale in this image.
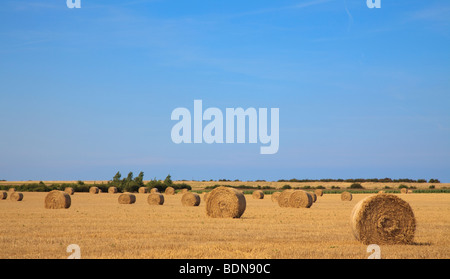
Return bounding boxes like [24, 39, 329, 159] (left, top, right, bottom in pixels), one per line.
[181, 192, 201, 206]
[45, 190, 71, 209]
[378, 190, 385, 194]
[139, 187, 148, 194]
[89, 187, 99, 194]
[165, 187, 175, 195]
[118, 193, 136, 204]
[8, 188, 16, 193]
[341, 191, 352, 201]
[108, 187, 118, 194]
[314, 189, 323, 197]
[252, 190, 264, 199]
[203, 192, 210, 202]
[64, 187, 75, 195]
[206, 187, 246, 218]
[147, 193, 164, 205]
[309, 192, 317, 203]
[271, 192, 281, 202]
[351, 193, 416, 245]
[150, 188, 159, 193]
[278, 190, 294, 208]
[180, 188, 189, 194]
[10, 192, 23, 201]
[1, 191, 7, 200]
[289, 190, 313, 208]
[400, 188, 407, 194]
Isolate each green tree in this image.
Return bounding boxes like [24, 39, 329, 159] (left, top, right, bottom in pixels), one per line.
[164, 174, 173, 186]
[113, 171, 121, 182]
[134, 171, 144, 186]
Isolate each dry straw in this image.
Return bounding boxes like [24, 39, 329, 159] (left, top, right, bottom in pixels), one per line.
[64, 187, 75, 195]
[278, 190, 294, 207]
[341, 191, 352, 201]
[314, 189, 323, 197]
[118, 193, 136, 204]
[309, 192, 317, 203]
[45, 190, 71, 209]
[108, 187, 118, 194]
[180, 188, 189, 194]
[271, 192, 281, 202]
[1, 191, 7, 200]
[350, 193, 416, 245]
[252, 190, 264, 199]
[206, 186, 246, 218]
[89, 187, 99, 194]
[203, 192, 210, 202]
[400, 188, 407, 194]
[10, 192, 23, 201]
[181, 192, 201, 206]
[148, 193, 164, 205]
[289, 190, 313, 208]
[139, 187, 148, 194]
[165, 187, 175, 195]
[150, 188, 159, 193]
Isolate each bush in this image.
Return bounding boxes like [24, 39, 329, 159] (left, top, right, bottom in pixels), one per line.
[348, 183, 364, 189]
[281, 185, 292, 189]
[398, 184, 408, 189]
[315, 185, 325, 189]
[429, 185, 435, 189]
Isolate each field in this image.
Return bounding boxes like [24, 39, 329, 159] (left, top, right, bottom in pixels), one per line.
[0, 191, 449, 259]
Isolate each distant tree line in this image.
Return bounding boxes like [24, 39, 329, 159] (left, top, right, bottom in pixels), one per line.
[276, 178, 440, 183]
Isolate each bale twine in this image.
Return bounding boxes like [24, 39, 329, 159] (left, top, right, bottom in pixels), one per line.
[314, 189, 323, 197]
[1, 191, 7, 200]
[181, 192, 201, 206]
[309, 192, 317, 203]
[351, 193, 416, 245]
[252, 190, 264, 199]
[64, 187, 75, 195]
[165, 187, 175, 195]
[118, 193, 136, 204]
[400, 188, 407, 194]
[45, 190, 71, 209]
[150, 188, 159, 193]
[271, 192, 281, 202]
[10, 192, 23, 201]
[147, 193, 164, 205]
[278, 190, 294, 208]
[206, 186, 246, 218]
[89, 187, 99, 194]
[288, 190, 313, 208]
[139, 187, 148, 194]
[341, 191, 352, 201]
[108, 187, 118, 194]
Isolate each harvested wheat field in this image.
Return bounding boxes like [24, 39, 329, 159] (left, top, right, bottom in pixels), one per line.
[0, 192, 448, 259]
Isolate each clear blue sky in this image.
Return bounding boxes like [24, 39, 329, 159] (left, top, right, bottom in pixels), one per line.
[0, 0, 449, 182]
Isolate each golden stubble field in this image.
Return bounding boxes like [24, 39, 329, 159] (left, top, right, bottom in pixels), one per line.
[0, 192, 449, 259]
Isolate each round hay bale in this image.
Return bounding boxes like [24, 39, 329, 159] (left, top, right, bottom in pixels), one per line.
[118, 193, 136, 204]
[309, 192, 317, 203]
[203, 192, 210, 202]
[139, 187, 148, 194]
[108, 187, 118, 194]
[206, 186, 246, 218]
[252, 190, 264, 199]
[180, 188, 189, 194]
[288, 190, 313, 208]
[165, 187, 175, 195]
[10, 192, 23, 201]
[64, 187, 75, 195]
[278, 190, 294, 208]
[89, 187, 99, 194]
[314, 189, 323, 197]
[8, 188, 16, 193]
[271, 192, 281, 202]
[150, 188, 159, 193]
[181, 192, 201, 206]
[351, 193, 416, 245]
[147, 193, 164, 205]
[1, 191, 7, 200]
[378, 190, 385, 194]
[341, 191, 352, 201]
[45, 190, 71, 209]
[400, 188, 407, 194]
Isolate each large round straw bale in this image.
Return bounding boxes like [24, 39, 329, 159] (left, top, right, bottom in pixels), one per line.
[351, 193, 416, 245]
[108, 187, 118, 194]
[89, 187, 99, 194]
[341, 191, 352, 201]
[118, 193, 136, 204]
[400, 188, 407, 194]
[45, 190, 71, 209]
[150, 188, 159, 193]
[314, 189, 323, 197]
[1, 191, 7, 200]
[64, 187, 74, 195]
[181, 192, 201, 206]
[278, 190, 294, 207]
[289, 190, 313, 208]
[139, 187, 148, 194]
[10, 192, 23, 201]
[206, 186, 246, 218]
[271, 192, 281, 202]
[252, 190, 264, 199]
[309, 192, 317, 203]
[147, 193, 164, 205]
[165, 187, 175, 195]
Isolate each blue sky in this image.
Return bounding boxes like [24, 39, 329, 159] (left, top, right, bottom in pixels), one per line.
[0, 0, 449, 182]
